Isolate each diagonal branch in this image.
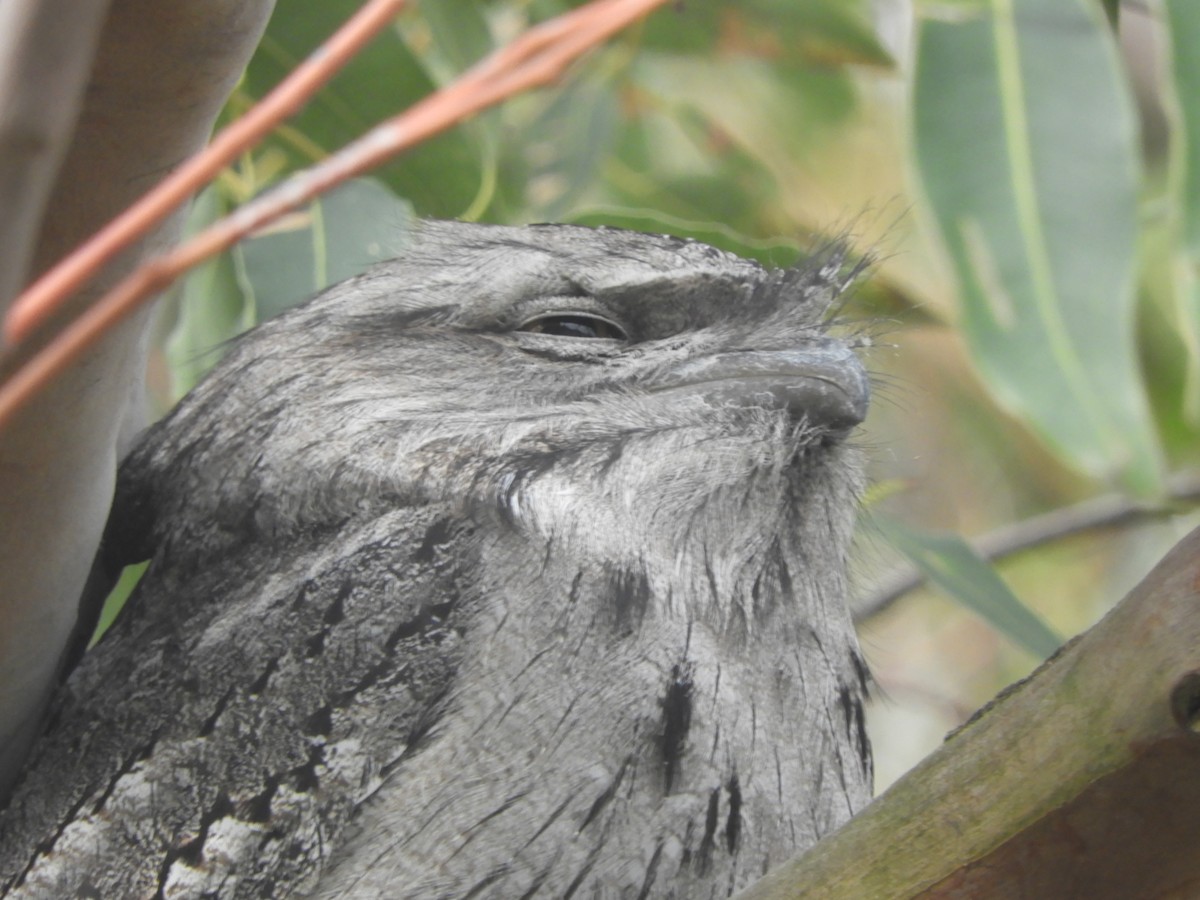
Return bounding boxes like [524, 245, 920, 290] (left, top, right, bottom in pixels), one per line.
[741, 523, 1200, 898]
[3, 0, 408, 344]
[0, 0, 277, 804]
[0, 0, 671, 434]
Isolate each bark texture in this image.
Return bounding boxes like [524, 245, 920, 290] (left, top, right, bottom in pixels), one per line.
[0, 0, 276, 801]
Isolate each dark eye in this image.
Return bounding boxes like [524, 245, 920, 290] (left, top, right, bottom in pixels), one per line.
[517, 313, 627, 341]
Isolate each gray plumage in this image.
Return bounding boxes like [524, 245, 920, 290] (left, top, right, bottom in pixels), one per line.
[0, 221, 872, 898]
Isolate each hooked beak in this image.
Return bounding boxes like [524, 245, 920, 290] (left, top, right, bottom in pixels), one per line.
[650, 340, 869, 438]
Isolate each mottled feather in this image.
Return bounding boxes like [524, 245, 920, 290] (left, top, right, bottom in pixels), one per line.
[0, 221, 872, 899]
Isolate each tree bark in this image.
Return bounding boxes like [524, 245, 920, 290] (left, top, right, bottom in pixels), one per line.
[0, 0, 276, 800]
[737, 523, 1200, 899]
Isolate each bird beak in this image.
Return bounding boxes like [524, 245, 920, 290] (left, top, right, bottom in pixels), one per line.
[650, 340, 869, 437]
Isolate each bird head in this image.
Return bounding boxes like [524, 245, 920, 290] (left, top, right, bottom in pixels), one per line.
[121, 221, 870, 567]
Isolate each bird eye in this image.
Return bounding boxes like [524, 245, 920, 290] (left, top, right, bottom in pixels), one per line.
[517, 313, 627, 341]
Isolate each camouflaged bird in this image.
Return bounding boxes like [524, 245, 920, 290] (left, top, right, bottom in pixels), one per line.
[0, 221, 872, 899]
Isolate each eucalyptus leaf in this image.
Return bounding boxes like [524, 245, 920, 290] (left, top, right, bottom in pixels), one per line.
[576, 108, 784, 243]
[88, 563, 148, 648]
[1163, 1, 1200, 424]
[746, 0, 894, 68]
[166, 187, 252, 398]
[640, 0, 890, 66]
[236, 179, 415, 324]
[634, 54, 858, 184]
[241, 0, 481, 216]
[913, 0, 1161, 492]
[519, 73, 622, 221]
[418, 0, 493, 77]
[875, 517, 1063, 660]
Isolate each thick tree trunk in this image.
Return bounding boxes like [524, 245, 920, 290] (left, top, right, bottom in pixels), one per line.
[0, 0, 275, 800]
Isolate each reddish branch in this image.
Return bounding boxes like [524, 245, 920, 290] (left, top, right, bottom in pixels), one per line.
[3, 0, 407, 343]
[0, 0, 671, 432]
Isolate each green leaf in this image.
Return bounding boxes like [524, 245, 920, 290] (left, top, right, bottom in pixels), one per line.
[513, 71, 622, 221]
[240, 0, 482, 216]
[236, 179, 415, 324]
[419, 0, 494, 76]
[1098, 0, 1118, 29]
[166, 187, 253, 399]
[565, 91, 802, 249]
[875, 517, 1063, 660]
[640, 0, 892, 67]
[913, 0, 1162, 492]
[746, 0, 894, 68]
[1162, 1, 1200, 426]
[88, 563, 148, 648]
[633, 54, 858, 184]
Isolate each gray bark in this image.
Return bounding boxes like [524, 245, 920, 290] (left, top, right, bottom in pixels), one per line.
[0, 0, 276, 801]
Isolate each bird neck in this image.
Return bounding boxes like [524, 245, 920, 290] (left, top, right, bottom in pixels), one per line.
[318, 464, 871, 897]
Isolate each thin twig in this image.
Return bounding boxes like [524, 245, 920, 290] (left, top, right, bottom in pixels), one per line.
[853, 469, 1200, 621]
[0, 0, 669, 433]
[2, 0, 408, 344]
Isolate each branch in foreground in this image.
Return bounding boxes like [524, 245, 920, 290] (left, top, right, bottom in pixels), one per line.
[0, 0, 671, 434]
[0, 0, 277, 806]
[2, 0, 408, 344]
[738, 523, 1200, 898]
[854, 468, 1200, 621]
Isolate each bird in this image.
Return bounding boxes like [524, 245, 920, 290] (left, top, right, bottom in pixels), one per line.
[0, 220, 873, 899]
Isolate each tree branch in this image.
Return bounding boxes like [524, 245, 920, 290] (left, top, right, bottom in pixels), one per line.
[0, 0, 672, 434]
[4, 0, 407, 345]
[0, 0, 275, 801]
[0, 0, 110, 310]
[740, 523, 1200, 898]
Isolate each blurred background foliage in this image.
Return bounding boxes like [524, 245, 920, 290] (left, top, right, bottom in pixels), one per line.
[147, 0, 1200, 792]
